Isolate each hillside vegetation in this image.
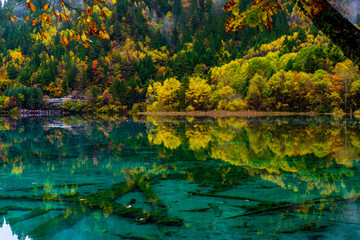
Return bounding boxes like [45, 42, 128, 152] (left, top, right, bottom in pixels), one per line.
[0, 0, 359, 114]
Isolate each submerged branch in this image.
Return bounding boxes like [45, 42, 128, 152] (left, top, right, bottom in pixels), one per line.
[27, 207, 85, 239]
[187, 191, 272, 203]
[6, 208, 64, 225]
[226, 195, 345, 219]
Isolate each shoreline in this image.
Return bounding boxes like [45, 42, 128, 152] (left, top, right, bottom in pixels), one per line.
[138, 110, 320, 117]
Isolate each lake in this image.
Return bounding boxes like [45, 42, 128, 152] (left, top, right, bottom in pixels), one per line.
[0, 115, 359, 240]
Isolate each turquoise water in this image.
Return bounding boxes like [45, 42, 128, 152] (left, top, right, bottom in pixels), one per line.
[0, 116, 360, 239]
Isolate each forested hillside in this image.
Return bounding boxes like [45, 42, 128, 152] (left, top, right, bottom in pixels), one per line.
[0, 0, 359, 114]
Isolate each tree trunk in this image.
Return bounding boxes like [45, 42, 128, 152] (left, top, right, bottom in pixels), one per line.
[298, 0, 360, 64]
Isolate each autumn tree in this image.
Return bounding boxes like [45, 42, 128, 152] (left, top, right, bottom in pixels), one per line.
[224, 0, 360, 64]
[9, 0, 111, 48]
[146, 78, 181, 111]
[185, 77, 211, 111]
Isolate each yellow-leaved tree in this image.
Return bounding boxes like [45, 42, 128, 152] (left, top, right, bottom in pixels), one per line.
[146, 78, 181, 111]
[185, 77, 211, 111]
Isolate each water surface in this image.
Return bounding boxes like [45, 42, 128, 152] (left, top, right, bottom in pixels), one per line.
[0, 116, 360, 239]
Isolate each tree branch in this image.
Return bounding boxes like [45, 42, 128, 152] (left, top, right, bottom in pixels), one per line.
[298, 0, 360, 64]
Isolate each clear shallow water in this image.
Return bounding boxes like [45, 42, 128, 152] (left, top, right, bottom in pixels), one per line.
[0, 116, 360, 239]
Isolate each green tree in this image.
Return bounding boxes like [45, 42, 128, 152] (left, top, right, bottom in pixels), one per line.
[6, 63, 17, 80]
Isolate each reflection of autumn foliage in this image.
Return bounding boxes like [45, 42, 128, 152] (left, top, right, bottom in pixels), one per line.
[1, 117, 360, 198]
[146, 117, 360, 196]
[214, 121, 359, 195]
[147, 116, 182, 150]
[148, 128, 181, 150]
[185, 124, 212, 151]
[11, 159, 24, 175]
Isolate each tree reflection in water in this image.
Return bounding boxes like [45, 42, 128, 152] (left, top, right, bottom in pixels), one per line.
[0, 116, 359, 239]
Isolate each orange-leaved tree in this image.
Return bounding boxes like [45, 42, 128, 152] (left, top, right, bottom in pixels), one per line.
[10, 0, 112, 48]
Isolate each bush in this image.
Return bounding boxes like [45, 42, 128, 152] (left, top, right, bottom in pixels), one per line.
[147, 101, 160, 112]
[9, 107, 20, 116]
[217, 99, 246, 111]
[62, 101, 87, 113]
[186, 105, 195, 112]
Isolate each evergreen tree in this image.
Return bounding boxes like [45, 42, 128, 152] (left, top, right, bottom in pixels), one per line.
[6, 63, 17, 80]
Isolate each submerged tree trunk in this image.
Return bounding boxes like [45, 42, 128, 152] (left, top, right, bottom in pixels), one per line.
[298, 0, 360, 64]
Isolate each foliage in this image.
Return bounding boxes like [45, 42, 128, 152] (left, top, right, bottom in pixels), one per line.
[61, 100, 87, 113]
[147, 78, 181, 111]
[223, 0, 360, 65]
[185, 77, 211, 111]
[0, 0, 359, 114]
[4, 86, 44, 110]
[10, 0, 112, 48]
